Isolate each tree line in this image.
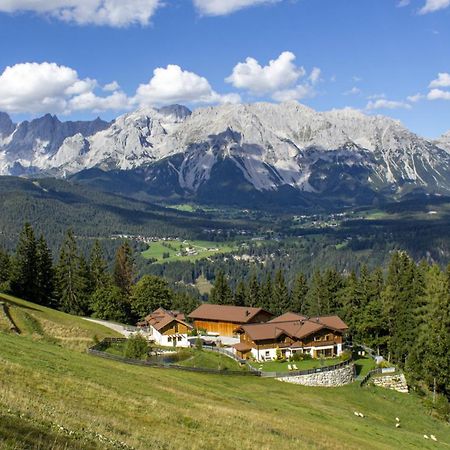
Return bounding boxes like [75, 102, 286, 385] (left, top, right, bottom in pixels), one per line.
[0, 223, 199, 324]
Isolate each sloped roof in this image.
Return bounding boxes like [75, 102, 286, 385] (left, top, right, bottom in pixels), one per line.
[143, 308, 192, 332]
[269, 312, 308, 323]
[236, 313, 348, 342]
[233, 342, 253, 352]
[188, 304, 273, 324]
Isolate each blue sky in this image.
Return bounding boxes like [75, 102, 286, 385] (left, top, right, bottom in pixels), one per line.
[0, 0, 449, 138]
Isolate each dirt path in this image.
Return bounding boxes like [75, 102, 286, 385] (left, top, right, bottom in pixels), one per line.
[82, 318, 135, 337]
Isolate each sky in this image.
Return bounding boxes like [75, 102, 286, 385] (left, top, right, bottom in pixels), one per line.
[0, 0, 449, 138]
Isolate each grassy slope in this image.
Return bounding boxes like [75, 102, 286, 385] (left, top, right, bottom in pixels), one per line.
[0, 296, 449, 449]
[0, 293, 121, 351]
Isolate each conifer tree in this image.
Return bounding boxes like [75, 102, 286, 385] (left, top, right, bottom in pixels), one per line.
[89, 240, 109, 292]
[260, 274, 273, 312]
[306, 270, 326, 316]
[234, 280, 247, 306]
[10, 223, 38, 301]
[291, 272, 308, 314]
[246, 273, 260, 307]
[0, 247, 10, 285]
[113, 241, 135, 299]
[338, 271, 361, 339]
[209, 271, 233, 305]
[407, 265, 450, 396]
[271, 270, 290, 315]
[35, 235, 54, 306]
[322, 268, 344, 314]
[56, 230, 89, 315]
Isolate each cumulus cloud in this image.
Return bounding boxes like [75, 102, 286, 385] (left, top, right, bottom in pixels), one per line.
[429, 72, 450, 88]
[226, 51, 320, 101]
[0, 62, 131, 114]
[103, 81, 120, 91]
[135, 64, 240, 107]
[193, 0, 280, 16]
[407, 93, 425, 102]
[366, 99, 412, 110]
[427, 89, 450, 100]
[343, 87, 362, 96]
[0, 0, 162, 27]
[419, 0, 450, 14]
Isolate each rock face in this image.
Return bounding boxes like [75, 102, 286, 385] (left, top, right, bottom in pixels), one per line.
[277, 363, 355, 387]
[1, 102, 450, 205]
[372, 374, 409, 393]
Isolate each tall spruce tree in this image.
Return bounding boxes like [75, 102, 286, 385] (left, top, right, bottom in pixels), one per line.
[56, 230, 89, 315]
[271, 270, 290, 315]
[89, 240, 109, 292]
[209, 271, 233, 305]
[306, 270, 326, 316]
[260, 274, 273, 312]
[338, 271, 361, 340]
[291, 273, 308, 314]
[0, 247, 10, 285]
[407, 265, 450, 397]
[246, 273, 261, 307]
[234, 280, 247, 306]
[322, 268, 344, 314]
[35, 235, 54, 306]
[113, 241, 135, 299]
[10, 223, 38, 301]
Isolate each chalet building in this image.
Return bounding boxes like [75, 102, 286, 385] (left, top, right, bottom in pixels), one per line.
[137, 308, 193, 347]
[188, 304, 274, 337]
[232, 312, 348, 361]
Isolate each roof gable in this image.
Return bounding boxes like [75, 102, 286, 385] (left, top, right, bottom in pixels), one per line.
[188, 304, 273, 324]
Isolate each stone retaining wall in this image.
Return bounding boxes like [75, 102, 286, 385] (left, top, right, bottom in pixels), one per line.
[372, 373, 408, 393]
[277, 363, 355, 387]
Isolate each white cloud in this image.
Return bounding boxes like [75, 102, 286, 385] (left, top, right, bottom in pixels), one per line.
[226, 52, 304, 95]
[0, 0, 162, 27]
[135, 64, 240, 106]
[427, 88, 450, 100]
[419, 0, 450, 14]
[366, 99, 412, 110]
[103, 81, 120, 91]
[429, 72, 450, 88]
[0, 62, 130, 114]
[343, 87, 361, 96]
[397, 0, 410, 7]
[225, 51, 320, 101]
[407, 93, 424, 102]
[193, 0, 280, 16]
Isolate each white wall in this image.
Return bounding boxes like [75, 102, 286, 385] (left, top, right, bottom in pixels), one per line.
[145, 325, 190, 348]
[250, 343, 343, 362]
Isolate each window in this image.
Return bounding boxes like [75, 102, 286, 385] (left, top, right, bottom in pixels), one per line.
[168, 337, 172, 342]
[178, 336, 182, 341]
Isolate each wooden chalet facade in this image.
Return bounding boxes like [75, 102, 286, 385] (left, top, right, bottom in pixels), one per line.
[233, 312, 348, 361]
[137, 308, 193, 347]
[188, 304, 274, 337]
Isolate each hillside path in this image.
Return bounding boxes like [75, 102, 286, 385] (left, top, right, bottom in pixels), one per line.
[83, 318, 135, 337]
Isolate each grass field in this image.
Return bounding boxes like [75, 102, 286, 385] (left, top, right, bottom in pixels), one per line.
[1, 296, 449, 450]
[141, 239, 237, 263]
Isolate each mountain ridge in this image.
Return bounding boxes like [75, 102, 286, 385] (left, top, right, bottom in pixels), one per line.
[1, 102, 450, 207]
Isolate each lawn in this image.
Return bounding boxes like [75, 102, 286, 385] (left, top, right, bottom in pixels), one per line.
[249, 357, 343, 373]
[0, 293, 121, 351]
[1, 331, 449, 450]
[141, 239, 237, 263]
[354, 356, 377, 379]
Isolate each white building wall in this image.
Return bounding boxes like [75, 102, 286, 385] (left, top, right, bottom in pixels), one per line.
[250, 343, 343, 362]
[146, 326, 190, 348]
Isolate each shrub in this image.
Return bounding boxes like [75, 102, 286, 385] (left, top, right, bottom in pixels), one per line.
[340, 350, 352, 361]
[124, 334, 149, 360]
[195, 336, 203, 351]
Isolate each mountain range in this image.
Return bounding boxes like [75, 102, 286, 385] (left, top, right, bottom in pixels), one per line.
[1, 102, 450, 209]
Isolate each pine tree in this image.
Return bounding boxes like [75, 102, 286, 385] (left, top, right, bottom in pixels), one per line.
[291, 272, 308, 314]
[306, 270, 326, 316]
[234, 280, 247, 306]
[113, 241, 135, 299]
[56, 230, 89, 315]
[407, 265, 450, 396]
[338, 271, 361, 340]
[10, 223, 38, 301]
[260, 274, 273, 311]
[209, 271, 233, 305]
[0, 247, 11, 285]
[322, 268, 344, 314]
[246, 273, 260, 307]
[89, 240, 109, 292]
[35, 235, 54, 306]
[271, 270, 290, 315]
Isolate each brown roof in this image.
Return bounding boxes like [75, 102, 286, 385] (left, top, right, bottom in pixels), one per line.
[233, 342, 253, 352]
[188, 304, 273, 324]
[142, 308, 192, 332]
[269, 312, 307, 323]
[235, 313, 348, 342]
